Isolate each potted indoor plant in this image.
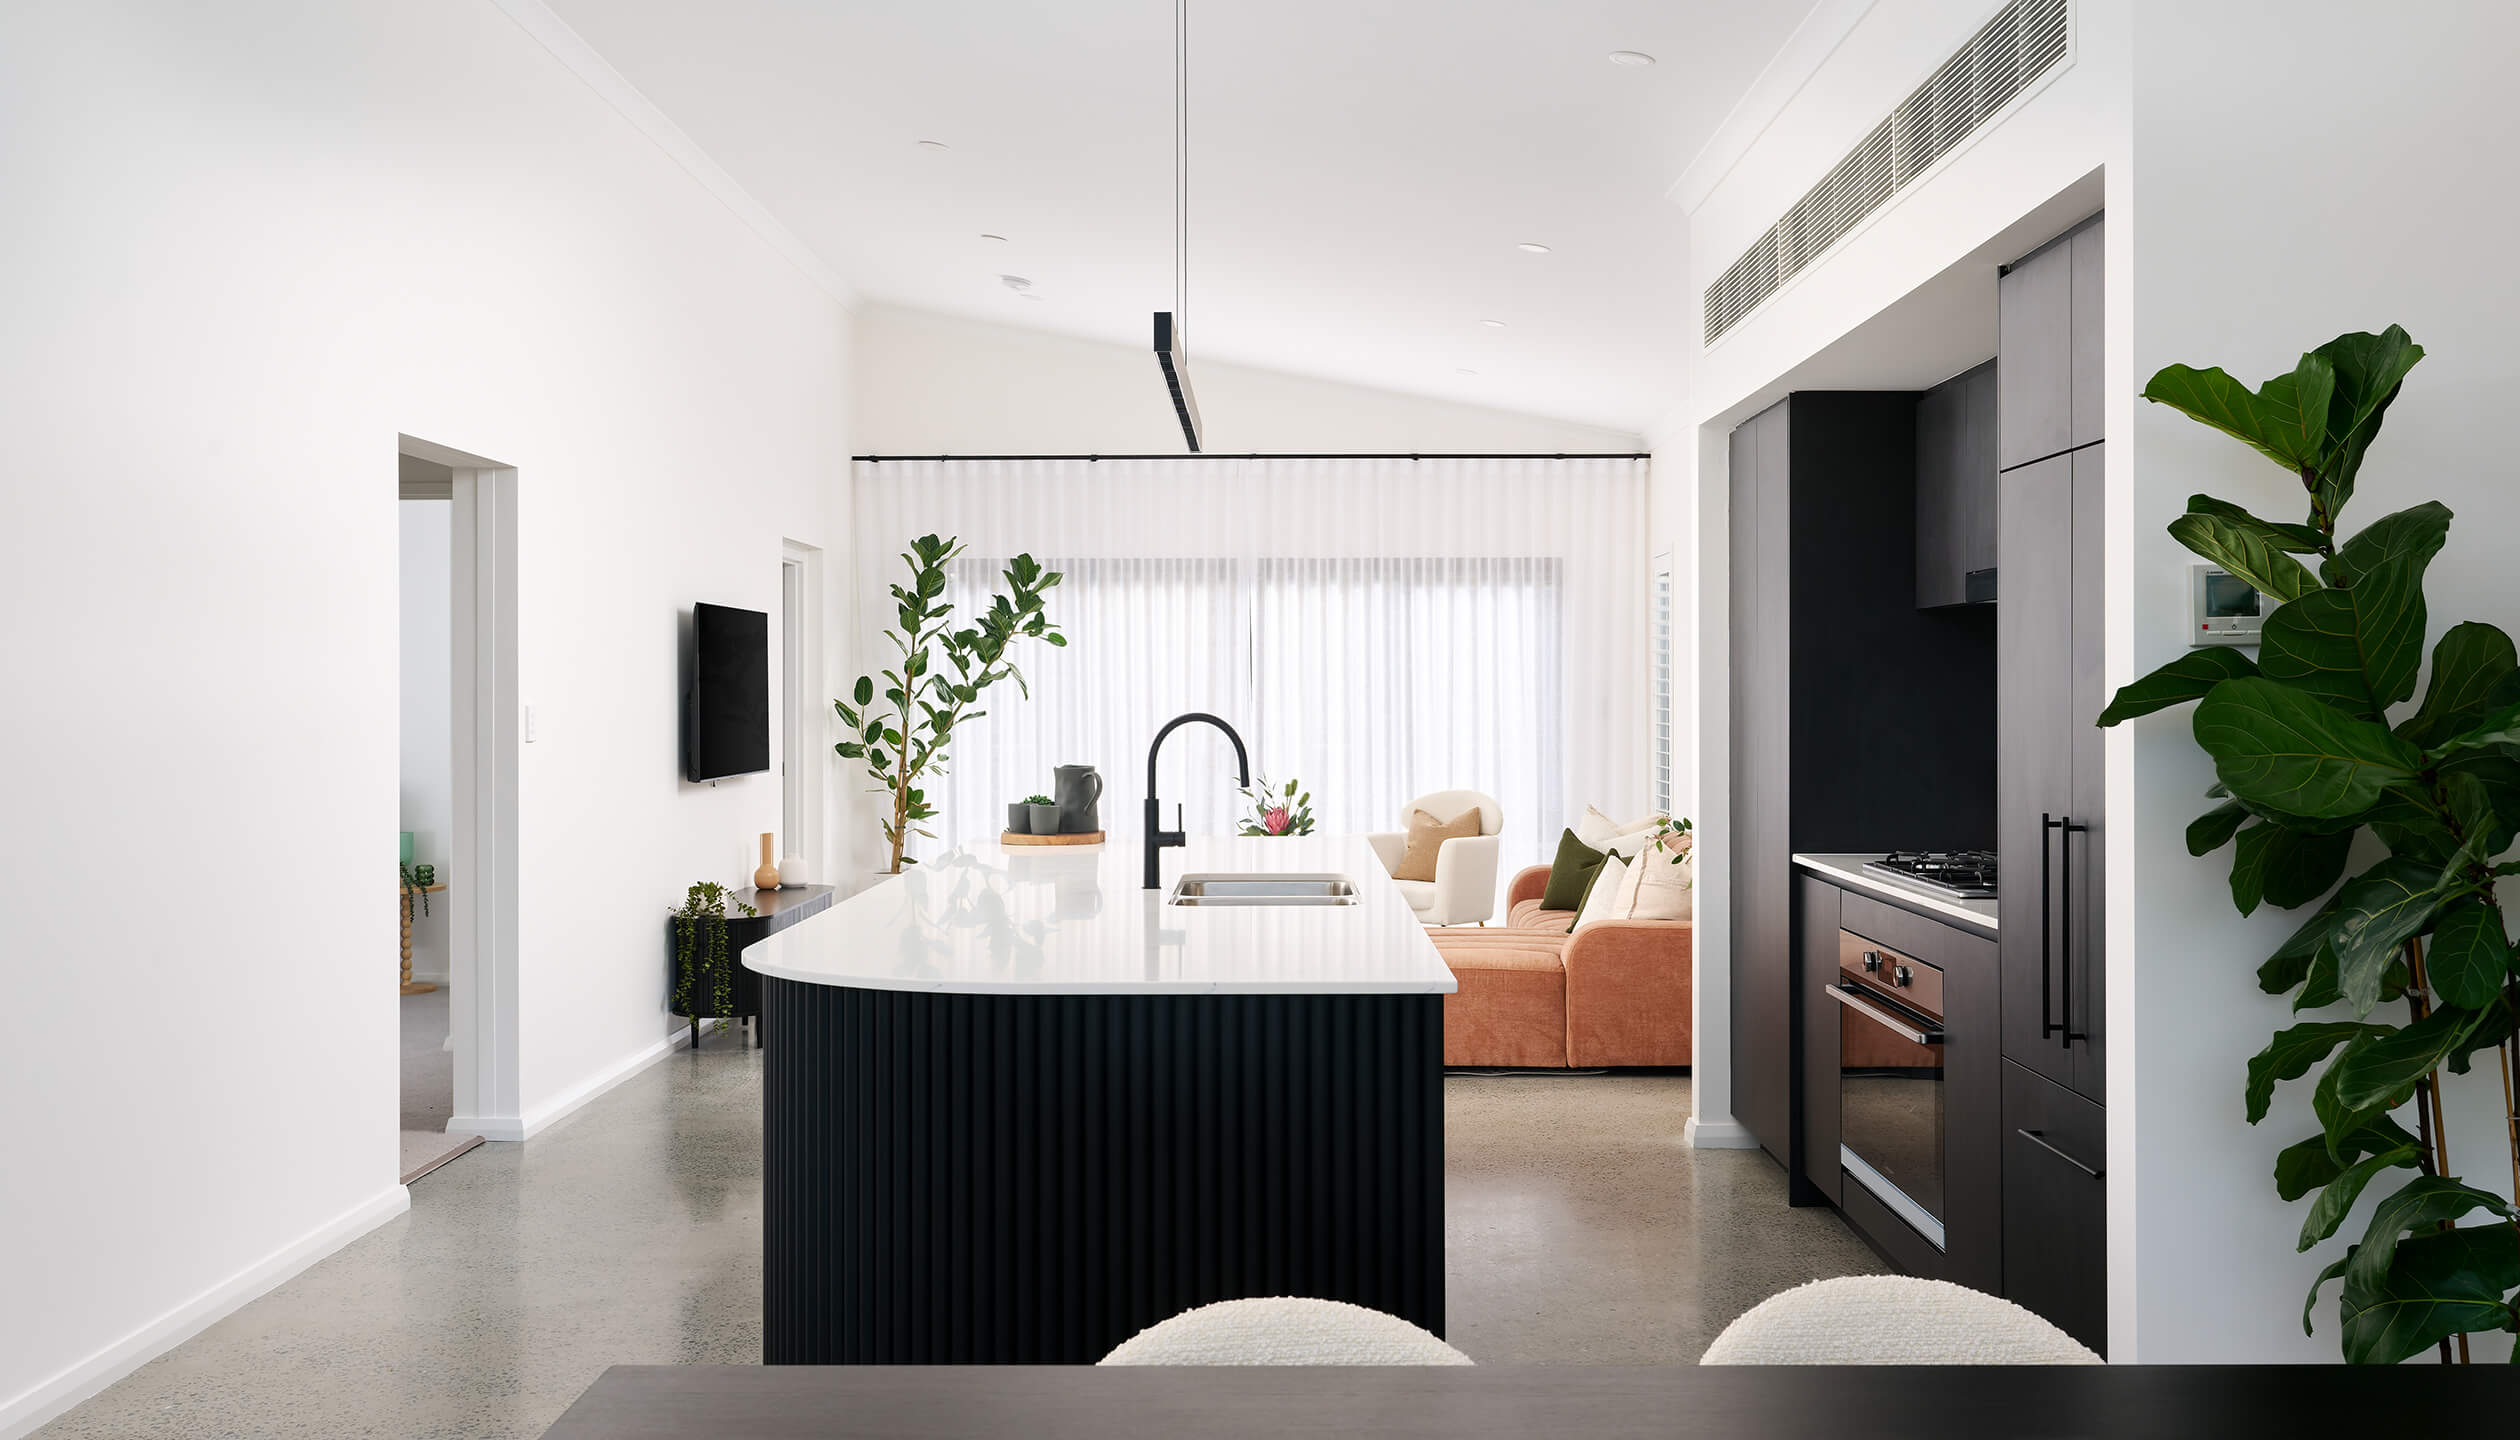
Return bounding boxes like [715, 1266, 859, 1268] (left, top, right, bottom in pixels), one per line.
[669, 880, 757, 1023]
[836, 536, 1063, 873]
[2096, 325, 2520, 1363]
[1024, 794, 1061, 835]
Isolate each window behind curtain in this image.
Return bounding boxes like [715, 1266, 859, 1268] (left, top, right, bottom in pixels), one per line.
[937, 554, 1564, 878]
[1652, 554, 1674, 818]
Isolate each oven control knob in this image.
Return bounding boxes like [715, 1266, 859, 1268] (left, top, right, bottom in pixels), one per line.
[1893, 965, 1913, 987]
[1861, 951, 1882, 972]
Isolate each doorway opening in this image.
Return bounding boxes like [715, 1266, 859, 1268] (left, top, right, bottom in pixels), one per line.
[398, 435, 523, 1181]
[780, 539, 824, 883]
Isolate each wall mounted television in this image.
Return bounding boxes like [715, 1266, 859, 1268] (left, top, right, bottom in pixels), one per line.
[685, 602, 770, 782]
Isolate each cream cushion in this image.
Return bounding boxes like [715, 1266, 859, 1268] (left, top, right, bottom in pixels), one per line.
[1572, 853, 1631, 933]
[1700, 1276, 2100, 1365]
[1611, 832, 1694, 922]
[1100, 1297, 1474, 1366]
[1574, 805, 1654, 850]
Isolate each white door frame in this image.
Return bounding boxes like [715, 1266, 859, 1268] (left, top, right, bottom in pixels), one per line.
[780, 539, 825, 882]
[401, 434, 524, 1141]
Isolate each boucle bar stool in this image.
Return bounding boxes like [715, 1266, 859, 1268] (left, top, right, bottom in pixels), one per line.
[1100, 1297, 1474, 1366]
[1700, 1276, 2100, 1365]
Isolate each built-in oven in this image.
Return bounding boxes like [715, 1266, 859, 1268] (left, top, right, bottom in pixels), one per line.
[1826, 930, 1948, 1249]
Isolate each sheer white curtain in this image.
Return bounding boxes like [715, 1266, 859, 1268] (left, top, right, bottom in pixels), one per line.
[852, 457, 1649, 883]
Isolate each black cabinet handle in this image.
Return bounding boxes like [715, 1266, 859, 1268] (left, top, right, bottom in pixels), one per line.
[2017, 1126, 2103, 1179]
[2043, 814, 2090, 1050]
[2059, 817, 2088, 1049]
[2040, 813, 2059, 1041]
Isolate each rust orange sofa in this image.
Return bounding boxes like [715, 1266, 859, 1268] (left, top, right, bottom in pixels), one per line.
[1428, 864, 1692, 1068]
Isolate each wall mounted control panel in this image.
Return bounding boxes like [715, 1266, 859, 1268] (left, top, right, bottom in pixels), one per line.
[2190, 565, 2265, 646]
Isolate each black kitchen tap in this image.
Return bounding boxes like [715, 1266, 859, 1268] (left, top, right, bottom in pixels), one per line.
[1144, 712, 1252, 889]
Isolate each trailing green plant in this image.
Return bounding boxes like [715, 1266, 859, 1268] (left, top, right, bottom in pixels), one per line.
[837, 536, 1063, 874]
[2098, 325, 2520, 1363]
[1646, 815, 1695, 870]
[400, 861, 434, 918]
[1237, 776, 1315, 836]
[669, 880, 757, 1020]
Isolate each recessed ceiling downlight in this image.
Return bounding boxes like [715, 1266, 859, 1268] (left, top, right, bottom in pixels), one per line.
[1608, 50, 1656, 67]
[1517, 242, 1552, 254]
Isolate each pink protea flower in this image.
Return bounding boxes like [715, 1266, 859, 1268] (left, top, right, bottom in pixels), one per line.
[1263, 806, 1292, 834]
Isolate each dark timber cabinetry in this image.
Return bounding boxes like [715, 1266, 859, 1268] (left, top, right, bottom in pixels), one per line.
[1995, 216, 2104, 471]
[1995, 212, 2107, 1353]
[1728, 393, 1997, 1185]
[1915, 361, 1998, 608]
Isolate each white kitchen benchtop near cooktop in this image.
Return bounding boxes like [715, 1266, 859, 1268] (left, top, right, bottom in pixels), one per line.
[743, 834, 1457, 996]
[1792, 853, 1999, 934]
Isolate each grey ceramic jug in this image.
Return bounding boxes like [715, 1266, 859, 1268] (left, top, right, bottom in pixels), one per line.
[1054, 764, 1103, 836]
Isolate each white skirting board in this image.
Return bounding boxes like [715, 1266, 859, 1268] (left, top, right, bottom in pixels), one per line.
[0, 1185, 410, 1440]
[448, 1018, 717, 1143]
[1684, 1116, 1761, 1149]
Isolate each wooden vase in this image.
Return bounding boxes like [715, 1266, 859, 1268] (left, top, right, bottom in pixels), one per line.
[754, 832, 780, 891]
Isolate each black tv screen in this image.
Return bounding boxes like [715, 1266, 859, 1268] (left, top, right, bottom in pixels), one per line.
[685, 602, 769, 782]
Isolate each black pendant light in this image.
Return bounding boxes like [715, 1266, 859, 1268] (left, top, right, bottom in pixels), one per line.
[1152, 0, 1202, 451]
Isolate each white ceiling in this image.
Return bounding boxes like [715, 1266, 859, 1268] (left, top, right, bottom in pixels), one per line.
[541, 1, 1817, 434]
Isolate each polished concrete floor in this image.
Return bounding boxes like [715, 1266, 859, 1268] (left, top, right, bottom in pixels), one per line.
[42, 1044, 1882, 1437]
[401, 985, 454, 1133]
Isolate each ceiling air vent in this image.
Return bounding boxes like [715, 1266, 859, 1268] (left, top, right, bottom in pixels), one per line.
[1703, 0, 2070, 345]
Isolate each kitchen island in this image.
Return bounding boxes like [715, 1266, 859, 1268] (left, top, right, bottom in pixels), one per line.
[741, 834, 1456, 1365]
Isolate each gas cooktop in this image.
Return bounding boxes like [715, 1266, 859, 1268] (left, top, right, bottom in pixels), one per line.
[1863, 850, 1998, 899]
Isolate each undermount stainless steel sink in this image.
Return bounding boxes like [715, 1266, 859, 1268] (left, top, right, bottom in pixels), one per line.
[1166, 873, 1360, 907]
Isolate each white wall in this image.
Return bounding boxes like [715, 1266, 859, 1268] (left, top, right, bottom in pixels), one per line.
[400, 498, 453, 981]
[854, 303, 1643, 455]
[2122, 0, 2520, 1363]
[0, 2, 852, 1431]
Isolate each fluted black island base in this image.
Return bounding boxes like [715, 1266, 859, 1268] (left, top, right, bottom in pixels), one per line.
[760, 978, 1445, 1365]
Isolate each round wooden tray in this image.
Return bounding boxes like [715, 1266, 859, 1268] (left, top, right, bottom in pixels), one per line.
[1000, 830, 1106, 846]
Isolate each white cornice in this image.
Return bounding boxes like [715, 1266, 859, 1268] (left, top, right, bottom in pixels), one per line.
[1666, 0, 1880, 216]
[488, 0, 860, 308]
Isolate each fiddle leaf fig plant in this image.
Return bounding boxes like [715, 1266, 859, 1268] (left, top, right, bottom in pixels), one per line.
[2099, 325, 2520, 1363]
[836, 535, 1063, 874]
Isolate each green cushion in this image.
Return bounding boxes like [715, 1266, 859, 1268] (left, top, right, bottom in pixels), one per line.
[1568, 853, 1623, 933]
[1538, 828, 1608, 912]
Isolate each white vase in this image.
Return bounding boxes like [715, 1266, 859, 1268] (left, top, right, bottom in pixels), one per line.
[776, 855, 810, 888]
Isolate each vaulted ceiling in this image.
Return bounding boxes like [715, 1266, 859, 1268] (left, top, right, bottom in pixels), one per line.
[542, 1, 1815, 432]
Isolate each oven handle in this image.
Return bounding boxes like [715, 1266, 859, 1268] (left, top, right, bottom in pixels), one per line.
[1825, 983, 1945, 1046]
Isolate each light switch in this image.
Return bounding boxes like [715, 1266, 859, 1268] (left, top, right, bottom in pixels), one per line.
[524, 704, 539, 742]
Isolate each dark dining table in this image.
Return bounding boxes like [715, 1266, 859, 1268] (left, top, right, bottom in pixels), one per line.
[542, 1362, 2504, 1438]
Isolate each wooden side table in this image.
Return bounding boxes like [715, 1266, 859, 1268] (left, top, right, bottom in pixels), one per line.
[400, 883, 448, 995]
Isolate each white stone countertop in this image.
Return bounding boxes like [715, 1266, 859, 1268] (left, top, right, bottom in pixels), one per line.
[1791, 853, 2000, 934]
[743, 834, 1458, 996]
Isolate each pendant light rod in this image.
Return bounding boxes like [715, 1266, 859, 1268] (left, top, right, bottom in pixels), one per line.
[1174, 0, 1187, 341]
[1152, 0, 1203, 451]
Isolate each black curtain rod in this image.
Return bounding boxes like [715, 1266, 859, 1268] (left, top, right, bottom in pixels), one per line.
[852, 451, 1650, 463]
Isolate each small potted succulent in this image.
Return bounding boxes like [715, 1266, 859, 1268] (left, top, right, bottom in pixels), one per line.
[1237, 776, 1315, 836]
[1024, 794, 1061, 835]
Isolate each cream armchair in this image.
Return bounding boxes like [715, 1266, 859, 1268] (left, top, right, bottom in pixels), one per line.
[1366, 789, 1503, 927]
